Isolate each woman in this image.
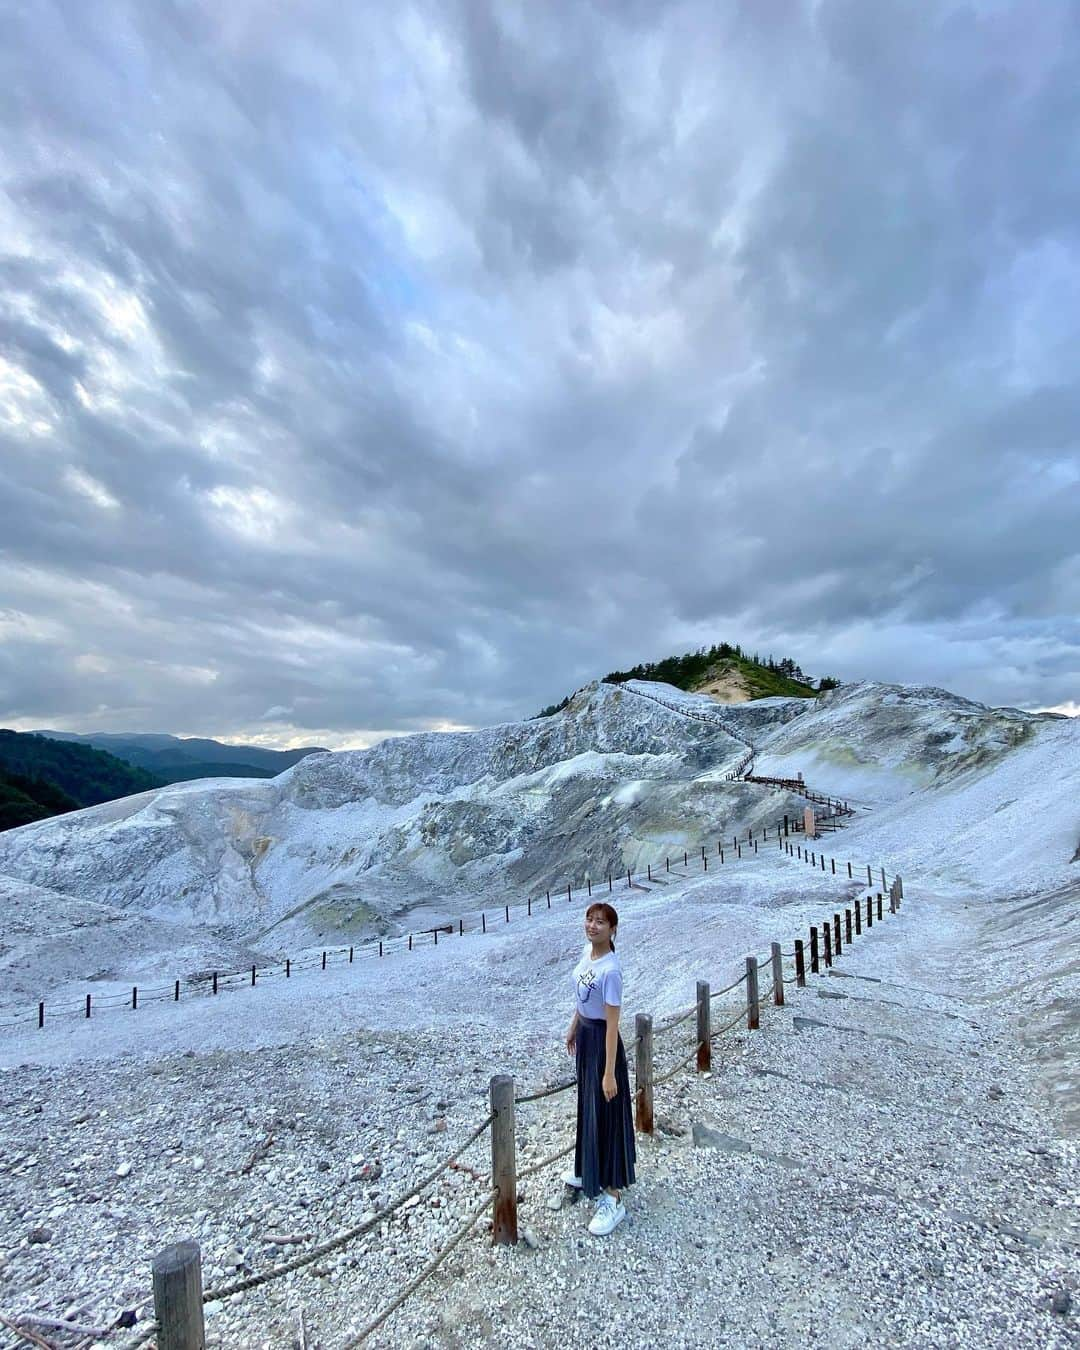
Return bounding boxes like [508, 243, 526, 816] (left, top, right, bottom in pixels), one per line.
[563, 900, 636, 1235]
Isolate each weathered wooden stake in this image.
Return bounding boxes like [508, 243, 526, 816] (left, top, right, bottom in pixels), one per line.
[833, 913, 842, 956]
[881, 866, 886, 890]
[587, 879, 592, 897]
[865, 896, 873, 929]
[38, 1001, 44, 1028]
[176, 979, 182, 1001]
[285, 959, 290, 979]
[696, 981, 711, 1071]
[489, 1075, 518, 1246]
[876, 893, 883, 921]
[322, 951, 327, 970]
[505, 904, 510, 923]
[527, 898, 532, 916]
[867, 864, 873, 885]
[635, 1013, 654, 1134]
[151, 1239, 206, 1350]
[854, 902, 862, 936]
[746, 956, 760, 1029]
[822, 922, 832, 967]
[770, 942, 784, 1007]
[831, 858, 836, 875]
[810, 926, 820, 974]
[844, 909, 852, 944]
[132, 986, 138, 1011]
[212, 972, 218, 994]
[481, 914, 486, 934]
[349, 946, 354, 963]
[847, 861, 853, 878]
[794, 940, 806, 987]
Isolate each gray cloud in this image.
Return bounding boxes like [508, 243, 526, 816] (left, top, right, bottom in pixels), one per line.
[1, 0, 1078, 747]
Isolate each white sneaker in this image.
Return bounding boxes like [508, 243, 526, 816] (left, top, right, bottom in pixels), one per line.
[588, 1193, 626, 1236]
[561, 1170, 583, 1189]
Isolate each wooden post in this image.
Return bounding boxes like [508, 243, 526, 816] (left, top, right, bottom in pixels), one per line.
[212, 972, 218, 994]
[322, 951, 327, 970]
[349, 946, 354, 962]
[286, 959, 290, 978]
[877, 893, 883, 921]
[132, 986, 137, 1011]
[833, 913, 841, 956]
[784, 814, 789, 836]
[822, 922, 832, 967]
[634, 1013, 654, 1135]
[608, 874, 613, 892]
[810, 926, 820, 974]
[489, 1075, 517, 1246]
[249, 967, 255, 988]
[844, 909, 852, 944]
[434, 927, 439, 946]
[854, 902, 862, 936]
[175, 980, 181, 1001]
[745, 956, 760, 1029]
[866, 896, 873, 929]
[38, 1001, 44, 1029]
[626, 869, 631, 888]
[696, 981, 711, 1072]
[546, 891, 551, 908]
[847, 861, 852, 878]
[587, 879, 592, 897]
[481, 914, 486, 934]
[459, 919, 464, 935]
[794, 940, 806, 987]
[504, 905, 510, 923]
[881, 866, 886, 890]
[770, 942, 784, 1007]
[408, 934, 413, 951]
[152, 1239, 206, 1350]
[567, 883, 572, 903]
[867, 864, 873, 885]
[831, 858, 836, 875]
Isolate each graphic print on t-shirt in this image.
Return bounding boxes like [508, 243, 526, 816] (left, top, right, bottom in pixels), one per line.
[577, 965, 600, 1007]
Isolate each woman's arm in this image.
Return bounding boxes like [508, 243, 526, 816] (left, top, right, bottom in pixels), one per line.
[565, 1009, 580, 1056]
[602, 1003, 620, 1099]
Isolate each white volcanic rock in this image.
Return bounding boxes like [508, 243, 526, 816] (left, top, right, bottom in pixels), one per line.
[754, 679, 1045, 804]
[0, 678, 1072, 1007]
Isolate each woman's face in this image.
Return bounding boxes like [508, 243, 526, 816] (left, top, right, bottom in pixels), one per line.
[585, 910, 614, 946]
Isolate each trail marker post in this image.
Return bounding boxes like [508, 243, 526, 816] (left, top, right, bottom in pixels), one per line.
[490, 1075, 518, 1246]
[635, 1013, 654, 1134]
[696, 982, 711, 1072]
[745, 956, 760, 1030]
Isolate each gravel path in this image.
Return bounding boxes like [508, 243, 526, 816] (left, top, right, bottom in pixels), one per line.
[0, 874, 1076, 1348]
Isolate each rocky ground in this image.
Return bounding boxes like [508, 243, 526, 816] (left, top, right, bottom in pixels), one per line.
[0, 873, 1076, 1349]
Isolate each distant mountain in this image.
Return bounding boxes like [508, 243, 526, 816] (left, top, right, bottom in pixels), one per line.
[31, 731, 327, 783]
[536, 642, 831, 717]
[0, 730, 165, 831]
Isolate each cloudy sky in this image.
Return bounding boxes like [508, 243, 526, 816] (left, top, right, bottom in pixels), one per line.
[1, 1, 1078, 749]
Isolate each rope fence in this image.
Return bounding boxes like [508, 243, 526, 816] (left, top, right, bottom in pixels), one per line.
[9, 798, 870, 1037]
[66, 859, 906, 1350]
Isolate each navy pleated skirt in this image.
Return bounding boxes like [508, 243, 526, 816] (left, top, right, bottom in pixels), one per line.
[574, 1016, 636, 1198]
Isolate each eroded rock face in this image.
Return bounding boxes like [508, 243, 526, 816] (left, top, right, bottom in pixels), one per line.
[0, 678, 1057, 967]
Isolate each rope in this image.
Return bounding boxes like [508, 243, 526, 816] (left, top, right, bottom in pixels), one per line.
[516, 1140, 576, 1182]
[517, 1079, 575, 1104]
[710, 1008, 747, 1038]
[341, 1187, 497, 1347]
[167, 1112, 496, 1309]
[653, 1047, 698, 1087]
[709, 971, 749, 1000]
[652, 1004, 697, 1036]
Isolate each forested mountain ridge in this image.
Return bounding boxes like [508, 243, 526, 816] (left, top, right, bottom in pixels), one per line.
[0, 730, 165, 832]
[32, 731, 326, 783]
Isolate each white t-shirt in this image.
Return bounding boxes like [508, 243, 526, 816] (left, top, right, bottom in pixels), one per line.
[573, 945, 623, 1021]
